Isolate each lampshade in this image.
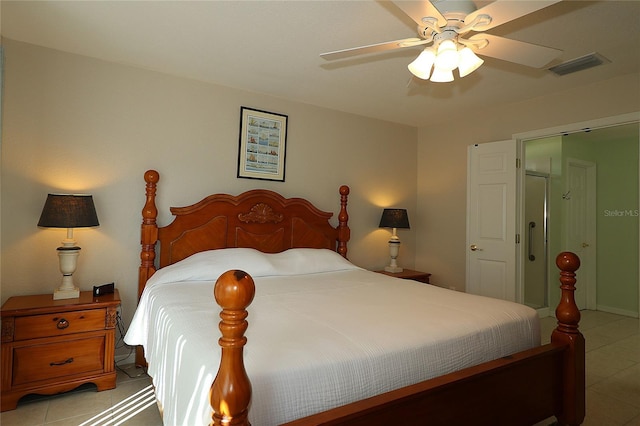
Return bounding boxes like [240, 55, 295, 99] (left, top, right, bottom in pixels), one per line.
[458, 47, 484, 78]
[430, 66, 455, 83]
[434, 39, 459, 72]
[38, 194, 99, 228]
[379, 209, 410, 229]
[407, 47, 436, 80]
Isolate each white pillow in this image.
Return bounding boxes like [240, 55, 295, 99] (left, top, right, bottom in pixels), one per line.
[146, 248, 359, 288]
[265, 248, 360, 275]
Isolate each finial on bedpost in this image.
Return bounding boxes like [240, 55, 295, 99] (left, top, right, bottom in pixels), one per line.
[337, 185, 350, 258]
[211, 270, 256, 426]
[552, 251, 585, 426]
[554, 252, 581, 334]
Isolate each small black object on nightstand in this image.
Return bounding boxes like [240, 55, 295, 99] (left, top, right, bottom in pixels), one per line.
[93, 282, 115, 296]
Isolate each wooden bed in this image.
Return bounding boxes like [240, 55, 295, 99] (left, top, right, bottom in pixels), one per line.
[136, 169, 585, 426]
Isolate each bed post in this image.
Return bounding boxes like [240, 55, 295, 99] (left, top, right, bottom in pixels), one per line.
[211, 270, 256, 426]
[337, 185, 350, 258]
[551, 252, 585, 426]
[137, 169, 159, 366]
[139, 170, 159, 297]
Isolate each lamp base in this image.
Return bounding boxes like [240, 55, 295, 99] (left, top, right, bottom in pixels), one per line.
[55, 245, 81, 300]
[53, 286, 80, 300]
[384, 265, 403, 273]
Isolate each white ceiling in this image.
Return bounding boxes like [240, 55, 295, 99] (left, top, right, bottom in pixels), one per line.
[2, 0, 639, 127]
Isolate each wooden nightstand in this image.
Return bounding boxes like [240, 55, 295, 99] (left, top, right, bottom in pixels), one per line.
[1, 290, 120, 411]
[375, 269, 431, 284]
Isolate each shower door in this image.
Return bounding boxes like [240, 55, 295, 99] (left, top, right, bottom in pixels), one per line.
[524, 173, 549, 309]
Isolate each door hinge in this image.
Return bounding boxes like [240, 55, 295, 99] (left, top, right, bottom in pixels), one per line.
[516, 158, 521, 169]
[516, 234, 520, 244]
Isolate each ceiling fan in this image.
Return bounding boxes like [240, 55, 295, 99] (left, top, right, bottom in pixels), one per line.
[320, 0, 563, 82]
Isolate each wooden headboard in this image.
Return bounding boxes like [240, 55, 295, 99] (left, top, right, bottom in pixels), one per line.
[138, 170, 351, 299]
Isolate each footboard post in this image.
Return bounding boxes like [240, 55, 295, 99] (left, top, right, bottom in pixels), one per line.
[551, 252, 585, 426]
[211, 270, 256, 426]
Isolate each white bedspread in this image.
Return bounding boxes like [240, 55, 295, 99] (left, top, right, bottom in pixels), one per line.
[125, 249, 540, 426]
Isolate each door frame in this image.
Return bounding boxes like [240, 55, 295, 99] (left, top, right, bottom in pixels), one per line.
[514, 112, 640, 316]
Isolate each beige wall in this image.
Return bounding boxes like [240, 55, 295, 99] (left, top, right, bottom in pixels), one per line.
[417, 72, 640, 291]
[0, 40, 417, 329]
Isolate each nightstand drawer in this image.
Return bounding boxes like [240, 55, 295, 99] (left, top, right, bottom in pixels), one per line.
[12, 335, 105, 385]
[14, 309, 106, 340]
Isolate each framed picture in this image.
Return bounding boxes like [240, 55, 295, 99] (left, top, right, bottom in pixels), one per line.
[237, 107, 288, 182]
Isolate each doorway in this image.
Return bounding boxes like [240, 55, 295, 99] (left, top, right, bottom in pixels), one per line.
[520, 119, 639, 317]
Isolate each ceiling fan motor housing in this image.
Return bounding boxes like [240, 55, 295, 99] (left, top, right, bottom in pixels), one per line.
[431, 0, 477, 17]
[419, 0, 474, 41]
[433, 28, 459, 44]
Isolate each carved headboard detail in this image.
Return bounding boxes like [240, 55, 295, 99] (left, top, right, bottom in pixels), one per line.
[238, 203, 284, 224]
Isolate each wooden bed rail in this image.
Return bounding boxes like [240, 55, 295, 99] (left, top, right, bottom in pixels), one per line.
[210, 252, 585, 426]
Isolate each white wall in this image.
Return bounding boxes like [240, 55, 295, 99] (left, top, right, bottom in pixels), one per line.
[416, 72, 640, 291]
[1, 40, 417, 333]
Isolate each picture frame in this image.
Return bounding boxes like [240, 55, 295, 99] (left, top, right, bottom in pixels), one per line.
[237, 107, 288, 182]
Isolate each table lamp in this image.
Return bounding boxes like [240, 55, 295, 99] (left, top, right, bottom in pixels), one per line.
[379, 208, 410, 273]
[38, 194, 100, 299]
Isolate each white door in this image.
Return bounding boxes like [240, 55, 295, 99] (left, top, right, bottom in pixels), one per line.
[467, 141, 517, 301]
[563, 158, 597, 310]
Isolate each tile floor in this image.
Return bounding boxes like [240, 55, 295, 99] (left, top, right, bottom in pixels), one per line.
[1, 310, 638, 425]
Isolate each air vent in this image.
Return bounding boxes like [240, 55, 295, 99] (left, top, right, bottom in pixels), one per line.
[548, 53, 610, 76]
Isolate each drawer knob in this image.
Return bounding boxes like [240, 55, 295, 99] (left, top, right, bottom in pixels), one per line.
[56, 318, 70, 329]
[50, 357, 74, 367]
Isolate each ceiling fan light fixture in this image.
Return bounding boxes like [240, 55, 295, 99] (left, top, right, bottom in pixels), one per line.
[434, 39, 459, 71]
[430, 66, 454, 83]
[408, 48, 436, 80]
[458, 47, 484, 78]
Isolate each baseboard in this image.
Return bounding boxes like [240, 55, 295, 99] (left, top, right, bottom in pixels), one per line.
[595, 304, 639, 318]
[536, 307, 551, 318]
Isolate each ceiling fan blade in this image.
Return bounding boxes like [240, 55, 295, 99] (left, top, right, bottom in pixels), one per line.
[392, 1, 447, 28]
[321, 38, 428, 61]
[466, 0, 561, 31]
[469, 34, 562, 68]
